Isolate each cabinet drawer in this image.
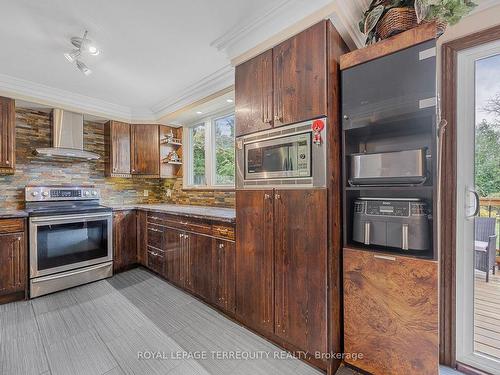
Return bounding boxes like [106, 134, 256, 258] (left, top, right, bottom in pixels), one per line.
[0, 219, 24, 234]
[147, 212, 212, 235]
[212, 224, 235, 240]
[147, 223, 164, 248]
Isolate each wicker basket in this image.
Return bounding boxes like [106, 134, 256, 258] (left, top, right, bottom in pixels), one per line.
[376, 7, 418, 40]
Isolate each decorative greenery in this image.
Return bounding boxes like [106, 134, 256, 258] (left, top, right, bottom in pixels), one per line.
[359, 0, 476, 44]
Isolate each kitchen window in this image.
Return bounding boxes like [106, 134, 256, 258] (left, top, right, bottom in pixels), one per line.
[184, 113, 235, 189]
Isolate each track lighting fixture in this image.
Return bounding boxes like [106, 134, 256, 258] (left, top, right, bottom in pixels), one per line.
[64, 30, 100, 75]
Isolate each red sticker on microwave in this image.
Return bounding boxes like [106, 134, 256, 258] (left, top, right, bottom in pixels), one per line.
[312, 119, 324, 132]
[312, 119, 324, 145]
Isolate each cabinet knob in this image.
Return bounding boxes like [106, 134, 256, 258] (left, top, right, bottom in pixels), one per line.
[275, 194, 281, 200]
[274, 115, 282, 122]
[6, 160, 9, 164]
[264, 194, 271, 200]
[343, 115, 349, 120]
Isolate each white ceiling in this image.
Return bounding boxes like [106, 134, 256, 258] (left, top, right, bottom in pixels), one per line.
[3, 0, 497, 125]
[0, 0, 281, 122]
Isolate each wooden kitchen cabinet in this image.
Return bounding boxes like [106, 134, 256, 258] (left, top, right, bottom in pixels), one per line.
[105, 121, 131, 177]
[163, 227, 182, 286]
[0, 219, 26, 304]
[343, 247, 439, 375]
[0, 97, 15, 173]
[188, 232, 214, 301]
[130, 124, 159, 176]
[235, 50, 273, 137]
[274, 189, 327, 355]
[235, 190, 274, 335]
[235, 21, 329, 137]
[214, 239, 236, 314]
[273, 21, 327, 127]
[113, 210, 137, 273]
[136, 210, 148, 266]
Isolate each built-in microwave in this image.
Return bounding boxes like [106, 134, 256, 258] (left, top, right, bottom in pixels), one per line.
[236, 118, 327, 188]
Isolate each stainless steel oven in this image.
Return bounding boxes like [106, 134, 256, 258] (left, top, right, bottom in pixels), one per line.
[236, 118, 327, 188]
[26, 186, 113, 298]
[30, 213, 112, 278]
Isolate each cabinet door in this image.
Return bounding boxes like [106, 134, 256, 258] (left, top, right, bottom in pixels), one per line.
[343, 248, 439, 375]
[131, 124, 159, 176]
[187, 232, 213, 301]
[136, 211, 148, 266]
[0, 233, 25, 295]
[0, 97, 15, 171]
[113, 210, 137, 272]
[147, 247, 165, 275]
[214, 239, 236, 314]
[273, 21, 327, 127]
[235, 190, 274, 334]
[274, 189, 327, 355]
[106, 121, 131, 176]
[235, 50, 273, 136]
[164, 228, 182, 286]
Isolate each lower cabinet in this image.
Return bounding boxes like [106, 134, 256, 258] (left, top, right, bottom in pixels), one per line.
[0, 219, 26, 303]
[113, 210, 137, 272]
[213, 239, 236, 314]
[343, 247, 439, 375]
[142, 212, 236, 315]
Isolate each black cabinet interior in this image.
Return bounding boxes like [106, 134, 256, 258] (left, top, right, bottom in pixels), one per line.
[341, 40, 437, 260]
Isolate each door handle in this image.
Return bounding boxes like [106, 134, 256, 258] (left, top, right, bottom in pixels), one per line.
[466, 188, 480, 218]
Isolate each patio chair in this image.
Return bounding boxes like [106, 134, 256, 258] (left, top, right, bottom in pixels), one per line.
[474, 217, 498, 282]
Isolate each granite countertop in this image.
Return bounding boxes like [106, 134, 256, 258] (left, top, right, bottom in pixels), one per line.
[107, 203, 236, 223]
[0, 210, 28, 219]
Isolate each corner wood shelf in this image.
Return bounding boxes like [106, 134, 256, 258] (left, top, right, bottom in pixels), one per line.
[160, 138, 182, 146]
[340, 22, 440, 70]
[161, 159, 182, 165]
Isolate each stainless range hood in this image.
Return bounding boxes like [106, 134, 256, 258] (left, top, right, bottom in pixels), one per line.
[34, 109, 100, 160]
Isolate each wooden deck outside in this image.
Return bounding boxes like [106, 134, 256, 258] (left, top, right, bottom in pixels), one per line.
[475, 269, 500, 358]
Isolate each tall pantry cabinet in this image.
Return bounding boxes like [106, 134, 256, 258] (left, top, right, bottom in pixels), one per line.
[234, 20, 347, 374]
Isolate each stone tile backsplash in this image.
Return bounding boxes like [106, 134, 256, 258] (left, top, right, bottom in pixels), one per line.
[0, 109, 234, 210]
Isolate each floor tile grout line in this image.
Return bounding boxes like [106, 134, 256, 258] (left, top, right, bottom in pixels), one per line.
[30, 301, 53, 375]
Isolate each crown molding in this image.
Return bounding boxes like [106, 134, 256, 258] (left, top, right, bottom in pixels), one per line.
[0, 73, 157, 123]
[211, 0, 294, 52]
[330, 0, 369, 50]
[151, 64, 234, 119]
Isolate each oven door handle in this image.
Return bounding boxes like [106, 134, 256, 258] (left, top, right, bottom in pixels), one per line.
[30, 213, 112, 224]
[31, 262, 112, 283]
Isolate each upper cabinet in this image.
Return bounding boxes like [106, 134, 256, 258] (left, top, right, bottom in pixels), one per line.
[131, 124, 159, 176]
[273, 21, 327, 128]
[235, 50, 273, 137]
[105, 121, 131, 177]
[235, 21, 328, 136]
[105, 123, 164, 178]
[0, 97, 15, 174]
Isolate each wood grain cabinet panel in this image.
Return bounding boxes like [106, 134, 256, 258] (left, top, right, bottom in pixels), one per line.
[163, 227, 182, 286]
[131, 124, 159, 176]
[343, 248, 439, 375]
[0, 232, 26, 296]
[214, 239, 236, 314]
[0, 97, 15, 172]
[274, 189, 328, 355]
[188, 232, 214, 301]
[273, 21, 327, 127]
[235, 49, 273, 137]
[236, 190, 274, 335]
[105, 121, 131, 176]
[136, 210, 148, 266]
[113, 210, 137, 273]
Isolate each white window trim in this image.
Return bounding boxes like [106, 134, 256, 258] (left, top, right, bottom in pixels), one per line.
[183, 110, 235, 190]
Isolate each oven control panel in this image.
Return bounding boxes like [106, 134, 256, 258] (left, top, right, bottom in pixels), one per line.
[25, 186, 100, 201]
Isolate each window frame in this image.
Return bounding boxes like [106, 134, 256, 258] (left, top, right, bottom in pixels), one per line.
[183, 110, 235, 190]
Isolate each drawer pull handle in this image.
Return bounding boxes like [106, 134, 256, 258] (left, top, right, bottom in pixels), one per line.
[374, 255, 396, 261]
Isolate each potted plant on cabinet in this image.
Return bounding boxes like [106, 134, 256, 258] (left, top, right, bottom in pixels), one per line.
[360, 0, 477, 45]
